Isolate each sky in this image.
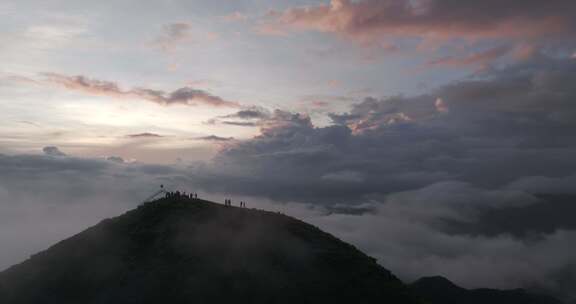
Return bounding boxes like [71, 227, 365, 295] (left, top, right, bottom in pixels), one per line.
[1, 0, 576, 301]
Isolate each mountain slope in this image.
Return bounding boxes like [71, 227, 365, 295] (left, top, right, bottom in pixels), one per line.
[0, 197, 418, 304]
[411, 276, 562, 304]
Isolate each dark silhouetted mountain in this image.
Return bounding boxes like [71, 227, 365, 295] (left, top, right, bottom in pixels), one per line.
[0, 197, 419, 304]
[411, 276, 563, 304]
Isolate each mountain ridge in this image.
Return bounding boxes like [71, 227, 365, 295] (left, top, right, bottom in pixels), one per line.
[0, 197, 417, 304]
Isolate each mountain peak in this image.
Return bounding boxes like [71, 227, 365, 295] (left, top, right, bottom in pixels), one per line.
[0, 197, 418, 304]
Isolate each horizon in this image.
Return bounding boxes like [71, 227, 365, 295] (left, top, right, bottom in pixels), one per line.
[1, 0, 576, 302]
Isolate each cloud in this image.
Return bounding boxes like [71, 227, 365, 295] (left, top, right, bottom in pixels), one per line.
[206, 107, 271, 127]
[131, 87, 238, 107]
[195, 135, 234, 142]
[221, 121, 259, 127]
[42, 73, 239, 108]
[263, 0, 576, 42]
[43, 73, 124, 97]
[425, 46, 511, 68]
[105, 156, 125, 163]
[152, 22, 192, 51]
[507, 174, 576, 194]
[223, 108, 271, 120]
[42, 146, 66, 157]
[222, 12, 248, 22]
[189, 56, 576, 208]
[312, 197, 576, 300]
[261, 0, 576, 65]
[321, 170, 364, 183]
[126, 133, 163, 138]
[378, 181, 537, 224]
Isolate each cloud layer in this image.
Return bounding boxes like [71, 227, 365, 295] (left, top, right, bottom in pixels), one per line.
[1, 149, 575, 301]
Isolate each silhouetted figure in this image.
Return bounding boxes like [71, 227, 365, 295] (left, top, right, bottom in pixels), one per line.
[194, 193, 198, 199]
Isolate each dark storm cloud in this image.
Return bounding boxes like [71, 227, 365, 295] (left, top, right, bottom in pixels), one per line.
[42, 73, 240, 108]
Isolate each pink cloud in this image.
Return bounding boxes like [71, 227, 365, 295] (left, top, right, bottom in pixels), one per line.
[42, 73, 239, 108]
[264, 0, 575, 42]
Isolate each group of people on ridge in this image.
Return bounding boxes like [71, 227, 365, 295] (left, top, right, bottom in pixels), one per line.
[163, 187, 247, 208]
[165, 191, 197, 199]
[224, 199, 247, 208]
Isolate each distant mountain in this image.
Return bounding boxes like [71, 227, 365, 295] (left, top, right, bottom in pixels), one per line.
[411, 276, 562, 304]
[0, 197, 418, 304]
